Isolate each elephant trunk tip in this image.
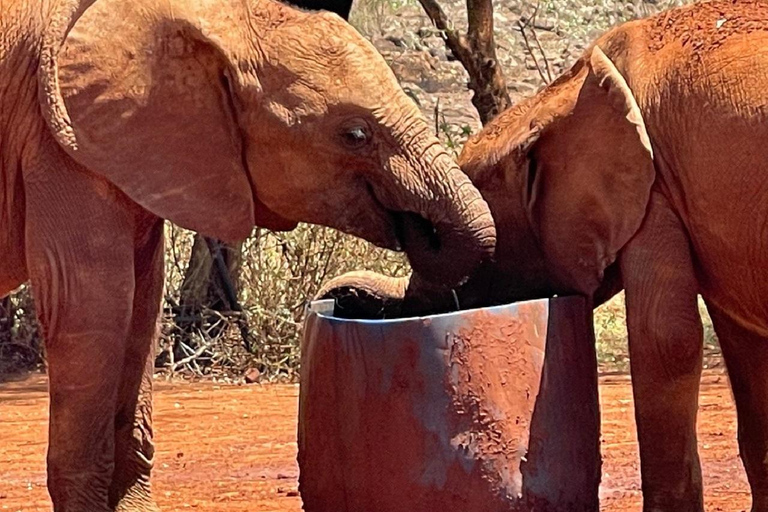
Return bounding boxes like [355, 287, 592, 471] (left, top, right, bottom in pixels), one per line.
[397, 208, 497, 289]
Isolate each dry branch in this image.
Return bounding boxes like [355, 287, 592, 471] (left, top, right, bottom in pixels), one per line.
[170, 336, 216, 371]
[517, 21, 548, 84]
[517, 2, 553, 84]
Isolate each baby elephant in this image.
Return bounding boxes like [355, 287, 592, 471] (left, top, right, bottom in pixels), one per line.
[0, 0, 496, 510]
[319, 2, 768, 511]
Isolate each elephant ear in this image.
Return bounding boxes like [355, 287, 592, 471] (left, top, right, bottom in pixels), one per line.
[38, 0, 257, 241]
[526, 46, 655, 294]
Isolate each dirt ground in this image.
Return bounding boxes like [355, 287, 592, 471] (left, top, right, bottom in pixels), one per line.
[0, 371, 750, 511]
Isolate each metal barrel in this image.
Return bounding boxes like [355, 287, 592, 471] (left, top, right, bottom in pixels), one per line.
[298, 296, 601, 512]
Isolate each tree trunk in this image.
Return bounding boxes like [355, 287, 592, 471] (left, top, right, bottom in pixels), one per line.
[170, 235, 247, 362]
[417, 0, 511, 124]
[179, 236, 243, 317]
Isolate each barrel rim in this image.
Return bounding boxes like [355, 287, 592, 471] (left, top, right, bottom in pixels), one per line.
[305, 295, 584, 325]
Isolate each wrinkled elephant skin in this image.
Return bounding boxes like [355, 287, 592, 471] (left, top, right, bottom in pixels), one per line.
[0, 1, 496, 510]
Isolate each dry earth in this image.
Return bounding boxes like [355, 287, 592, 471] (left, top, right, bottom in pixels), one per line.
[0, 371, 751, 511]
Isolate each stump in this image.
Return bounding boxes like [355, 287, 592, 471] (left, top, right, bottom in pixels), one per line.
[298, 297, 601, 512]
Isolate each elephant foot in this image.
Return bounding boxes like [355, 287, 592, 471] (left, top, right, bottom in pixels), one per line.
[110, 472, 159, 512]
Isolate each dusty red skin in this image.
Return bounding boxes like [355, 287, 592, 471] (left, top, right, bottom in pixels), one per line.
[297, 297, 600, 511]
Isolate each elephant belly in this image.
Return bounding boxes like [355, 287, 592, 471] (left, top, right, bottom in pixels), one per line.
[685, 198, 768, 337]
[650, 47, 768, 337]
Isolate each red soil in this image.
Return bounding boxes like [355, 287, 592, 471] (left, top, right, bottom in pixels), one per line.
[0, 371, 750, 511]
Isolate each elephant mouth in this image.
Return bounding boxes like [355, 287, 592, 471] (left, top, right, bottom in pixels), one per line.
[391, 211, 441, 254]
[363, 180, 489, 287]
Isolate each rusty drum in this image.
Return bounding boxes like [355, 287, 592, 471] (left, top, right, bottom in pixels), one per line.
[297, 297, 601, 512]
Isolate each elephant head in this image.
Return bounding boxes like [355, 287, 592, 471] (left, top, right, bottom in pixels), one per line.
[318, 45, 654, 317]
[37, 0, 495, 287]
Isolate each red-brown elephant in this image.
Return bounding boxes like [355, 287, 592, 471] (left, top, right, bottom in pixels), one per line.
[0, 0, 495, 510]
[318, 3, 768, 511]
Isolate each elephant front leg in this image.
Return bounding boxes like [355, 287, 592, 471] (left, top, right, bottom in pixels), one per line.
[109, 218, 164, 512]
[620, 192, 704, 512]
[25, 161, 138, 512]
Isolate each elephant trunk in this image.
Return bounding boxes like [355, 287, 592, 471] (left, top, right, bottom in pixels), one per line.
[400, 151, 496, 288]
[315, 270, 456, 319]
[315, 271, 409, 319]
[375, 114, 496, 288]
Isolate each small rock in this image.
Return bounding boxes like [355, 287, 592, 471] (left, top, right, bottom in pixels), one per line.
[533, 17, 556, 31]
[419, 76, 446, 93]
[429, 47, 446, 60]
[385, 34, 408, 48]
[244, 368, 260, 384]
[371, 36, 401, 53]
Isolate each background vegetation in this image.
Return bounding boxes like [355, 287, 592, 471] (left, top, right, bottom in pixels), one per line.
[0, 0, 720, 380]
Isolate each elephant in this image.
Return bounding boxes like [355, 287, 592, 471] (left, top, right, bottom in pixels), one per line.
[0, 0, 496, 510]
[316, 2, 768, 511]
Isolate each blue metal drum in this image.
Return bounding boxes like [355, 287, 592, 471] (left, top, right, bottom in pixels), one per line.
[298, 296, 600, 512]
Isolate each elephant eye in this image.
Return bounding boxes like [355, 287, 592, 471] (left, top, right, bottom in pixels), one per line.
[340, 125, 370, 150]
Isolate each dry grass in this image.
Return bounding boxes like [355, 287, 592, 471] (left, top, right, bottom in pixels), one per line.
[158, 224, 408, 381]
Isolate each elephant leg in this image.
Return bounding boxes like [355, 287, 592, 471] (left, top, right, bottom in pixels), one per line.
[25, 160, 137, 512]
[706, 304, 768, 512]
[619, 192, 704, 512]
[109, 218, 164, 512]
[0, 235, 28, 298]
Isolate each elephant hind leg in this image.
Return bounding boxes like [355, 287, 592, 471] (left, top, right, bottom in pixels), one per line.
[706, 304, 768, 512]
[109, 217, 164, 512]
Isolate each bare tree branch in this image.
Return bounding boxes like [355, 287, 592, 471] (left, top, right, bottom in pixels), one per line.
[417, 0, 471, 63]
[171, 337, 216, 371]
[517, 1, 553, 85]
[517, 20, 549, 84]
